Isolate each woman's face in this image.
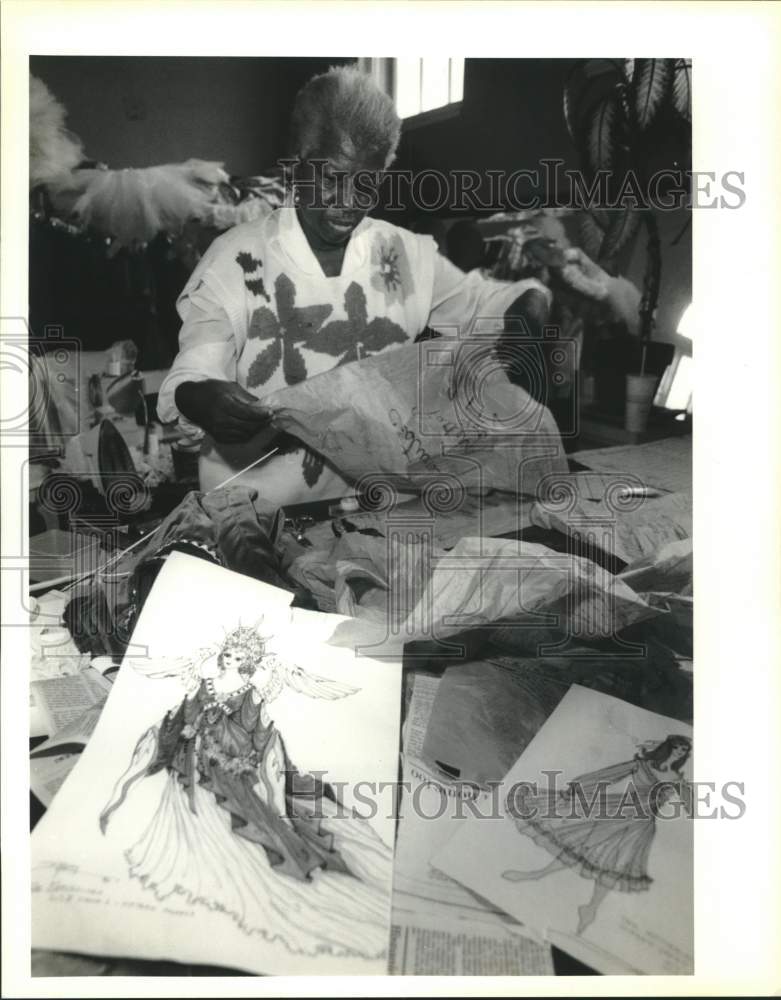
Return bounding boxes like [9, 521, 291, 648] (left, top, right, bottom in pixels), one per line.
[669, 742, 690, 766]
[296, 148, 385, 247]
[219, 645, 250, 677]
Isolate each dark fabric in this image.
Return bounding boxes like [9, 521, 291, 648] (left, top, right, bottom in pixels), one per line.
[139, 486, 287, 579]
[147, 681, 352, 881]
[127, 486, 298, 628]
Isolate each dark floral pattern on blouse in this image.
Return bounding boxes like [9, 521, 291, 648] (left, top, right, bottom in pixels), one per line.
[246, 273, 333, 387]
[236, 251, 270, 303]
[245, 274, 408, 389]
[316, 282, 408, 366]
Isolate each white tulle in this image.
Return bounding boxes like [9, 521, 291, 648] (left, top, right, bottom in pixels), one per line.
[63, 159, 231, 249]
[126, 774, 392, 959]
[30, 73, 285, 245]
[29, 75, 84, 188]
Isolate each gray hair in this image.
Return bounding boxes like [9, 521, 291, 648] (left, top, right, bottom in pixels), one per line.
[290, 65, 401, 167]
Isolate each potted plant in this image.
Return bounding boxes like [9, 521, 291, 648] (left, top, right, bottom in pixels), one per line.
[563, 58, 691, 432]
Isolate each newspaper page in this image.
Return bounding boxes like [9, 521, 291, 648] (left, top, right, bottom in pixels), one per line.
[30, 754, 80, 809]
[30, 667, 112, 739]
[389, 908, 553, 975]
[31, 699, 106, 757]
[392, 673, 553, 974]
[30, 679, 112, 806]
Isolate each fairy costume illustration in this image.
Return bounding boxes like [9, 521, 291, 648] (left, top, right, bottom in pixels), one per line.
[99, 624, 393, 958]
[502, 735, 692, 935]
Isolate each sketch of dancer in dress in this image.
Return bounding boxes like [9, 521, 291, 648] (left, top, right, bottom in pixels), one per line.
[502, 735, 692, 935]
[99, 623, 393, 959]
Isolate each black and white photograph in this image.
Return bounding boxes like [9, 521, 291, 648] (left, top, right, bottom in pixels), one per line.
[2, 1, 780, 996]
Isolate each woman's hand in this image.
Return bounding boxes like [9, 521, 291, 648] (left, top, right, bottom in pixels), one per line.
[558, 247, 611, 302]
[175, 379, 274, 444]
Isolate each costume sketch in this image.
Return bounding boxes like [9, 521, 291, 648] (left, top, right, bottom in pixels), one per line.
[99, 623, 393, 959]
[502, 735, 692, 935]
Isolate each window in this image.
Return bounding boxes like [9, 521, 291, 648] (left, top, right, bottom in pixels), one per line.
[656, 303, 693, 412]
[393, 57, 464, 118]
[357, 58, 464, 124]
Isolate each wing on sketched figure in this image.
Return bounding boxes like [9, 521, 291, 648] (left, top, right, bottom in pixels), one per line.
[280, 659, 360, 701]
[130, 646, 217, 694]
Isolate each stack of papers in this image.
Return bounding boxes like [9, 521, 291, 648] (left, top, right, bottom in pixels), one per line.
[390, 673, 555, 976]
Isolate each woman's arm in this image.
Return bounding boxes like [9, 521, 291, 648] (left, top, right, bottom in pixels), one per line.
[426, 252, 552, 339]
[157, 286, 272, 443]
[426, 243, 641, 341]
[559, 248, 641, 335]
[157, 285, 236, 432]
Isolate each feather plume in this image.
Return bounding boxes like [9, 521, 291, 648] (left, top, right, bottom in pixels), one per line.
[29, 75, 84, 188]
[67, 159, 231, 250]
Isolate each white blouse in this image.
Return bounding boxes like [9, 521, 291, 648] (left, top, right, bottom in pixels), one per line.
[157, 207, 549, 503]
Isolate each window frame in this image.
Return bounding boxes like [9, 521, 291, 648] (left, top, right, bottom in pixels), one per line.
[357, 57, 464, 130]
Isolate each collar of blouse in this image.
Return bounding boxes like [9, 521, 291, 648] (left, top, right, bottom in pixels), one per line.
[270, 203, 374, 279]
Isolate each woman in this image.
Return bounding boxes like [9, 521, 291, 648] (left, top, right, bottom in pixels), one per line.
[99, 624, 393, 959]
[502, 735, 692, 935]
[156, 66, 559, 504]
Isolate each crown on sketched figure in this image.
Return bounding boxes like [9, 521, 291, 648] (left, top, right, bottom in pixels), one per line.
[221, 621, 268, 659]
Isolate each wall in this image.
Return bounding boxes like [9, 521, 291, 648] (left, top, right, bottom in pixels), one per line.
[395, 58, 580, 201]
[30, 56, 352, 175]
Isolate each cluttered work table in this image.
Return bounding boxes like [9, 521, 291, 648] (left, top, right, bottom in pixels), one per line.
[28, 385, 693, 977]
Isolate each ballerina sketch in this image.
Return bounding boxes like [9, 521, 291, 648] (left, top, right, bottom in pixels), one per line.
[502, 734, 692, 935]
[99, 621, 393, 959]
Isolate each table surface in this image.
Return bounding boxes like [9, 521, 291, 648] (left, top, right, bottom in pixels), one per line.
[28, 435, 694, 978]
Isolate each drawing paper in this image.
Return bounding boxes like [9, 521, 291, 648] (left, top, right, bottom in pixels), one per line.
[32, 553, 403, 975]
[434, 686, 693, 974]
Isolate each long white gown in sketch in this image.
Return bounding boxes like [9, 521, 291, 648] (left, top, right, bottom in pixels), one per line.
[122, 673, 392, 959]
